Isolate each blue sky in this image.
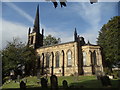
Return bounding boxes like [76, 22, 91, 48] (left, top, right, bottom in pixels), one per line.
[1, 1, 119, 49]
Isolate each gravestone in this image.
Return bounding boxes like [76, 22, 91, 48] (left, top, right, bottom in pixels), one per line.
[50, 75, 58, 90]
[10, 70, 15, 80]
[20, 81, 26, 89]
[74, 72, 78, 82]
[100, 75, 111, 87]
[118, 70, 120, 78]
[62, 80, 68, 89]
[105, 76, 111, 86]
[96, 75, 101, 80]
[17, 75, 20, 82]
[118, 79, 120, 89]
[41, 77, 48, 88]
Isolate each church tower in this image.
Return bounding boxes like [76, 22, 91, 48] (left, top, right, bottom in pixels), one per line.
[28, 5, 43, 49]
[74, 28, 85, 46]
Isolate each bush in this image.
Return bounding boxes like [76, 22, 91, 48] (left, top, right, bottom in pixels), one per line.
[111, 70, 118, 79]
[3, 76, 10, 84]
[104, 67, 119, 79]
[104, 67, 112, 75]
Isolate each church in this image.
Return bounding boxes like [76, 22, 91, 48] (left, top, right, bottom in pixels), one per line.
[27, 6, 104, 76]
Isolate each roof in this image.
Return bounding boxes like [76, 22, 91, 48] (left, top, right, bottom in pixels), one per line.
[83, 40, 98, 46]
[38, 41, 76, 49]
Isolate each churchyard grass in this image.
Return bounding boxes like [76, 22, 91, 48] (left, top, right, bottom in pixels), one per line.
[2, 76, 119, 89]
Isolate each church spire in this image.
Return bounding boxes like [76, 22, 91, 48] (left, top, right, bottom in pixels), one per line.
[87, 40, 91, 45]
[74, 28, 77, 34]
[74, 28, 78, 42]
[33, 5, 40, 33]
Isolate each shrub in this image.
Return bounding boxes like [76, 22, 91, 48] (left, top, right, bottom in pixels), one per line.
[3, 76, 10, 84]
[111, 70, 118, 79]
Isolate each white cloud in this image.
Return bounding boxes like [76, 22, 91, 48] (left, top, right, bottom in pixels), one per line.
[1, 2, 104, 50]
[41, 24, 74, 43]
[1, 2, 34, 50]
[1, 19, 74, 50]
[1, 19, 28, 49]
[72, 2, 101, 44]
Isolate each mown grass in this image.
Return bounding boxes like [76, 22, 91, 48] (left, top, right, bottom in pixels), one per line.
[1, 75, 119, 89]
[56, 75, 96, 86]
[2, 76, 40, 89]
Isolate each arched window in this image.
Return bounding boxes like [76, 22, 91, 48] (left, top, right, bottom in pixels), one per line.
[93, 51, 97, 65]
[46, 53, 50, 68]
[55, 52, 60, 68]
[83, 52, 87, 66]
[67, 50, 72, 66]
[31, 36, 34, 44]
[41, 53, 44, 75]
[37, 56, 40, 69]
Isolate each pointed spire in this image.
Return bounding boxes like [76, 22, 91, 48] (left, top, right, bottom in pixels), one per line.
[42, 28, 44, 35]
[33, 5, 40, 33]
[28, 27, 31, 34]
[87, 40, 91, 45]
[74, 28, 77, 42]
[74, 28, 77, 35]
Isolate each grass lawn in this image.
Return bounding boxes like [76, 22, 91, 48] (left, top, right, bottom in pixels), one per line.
[1, 75, 119, 89]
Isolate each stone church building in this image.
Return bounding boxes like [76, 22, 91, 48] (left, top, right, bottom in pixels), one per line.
[28, 6, 103, 76]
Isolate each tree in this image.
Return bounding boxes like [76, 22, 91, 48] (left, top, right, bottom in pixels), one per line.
[43, 34, 61, 46]
[2, 38, 37, 81]
[97, 16, 120, 71]
[46, 0, 67, 8]
[46, 0, 96, 8]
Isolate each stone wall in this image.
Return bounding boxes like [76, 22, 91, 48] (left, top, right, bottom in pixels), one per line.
[36, 42, 78, 76]
[36, 42, 104, 76]
[82, 45, 103, 75]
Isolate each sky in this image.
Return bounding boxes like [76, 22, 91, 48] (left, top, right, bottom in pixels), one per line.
[0, 0, 119, 50]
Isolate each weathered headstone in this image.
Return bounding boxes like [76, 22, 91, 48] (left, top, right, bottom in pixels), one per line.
[62, 80, 68, 89]
[17, 75, 20, 82]
[50, 75, 58, 90]
[96, 75, 101, 80]
[10, 70, 15, 80]
[41, 77, 48, 88]
[37, 71, 41, 80]
[100, 75, 111, 87]
[105, 76, 111, 86]
[96, 71, 102, 80]
[118, 70, 120, 78]
[20, 81, 26, 89]
[118, 79, 120, 89]
[74, 72, 78, 82]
